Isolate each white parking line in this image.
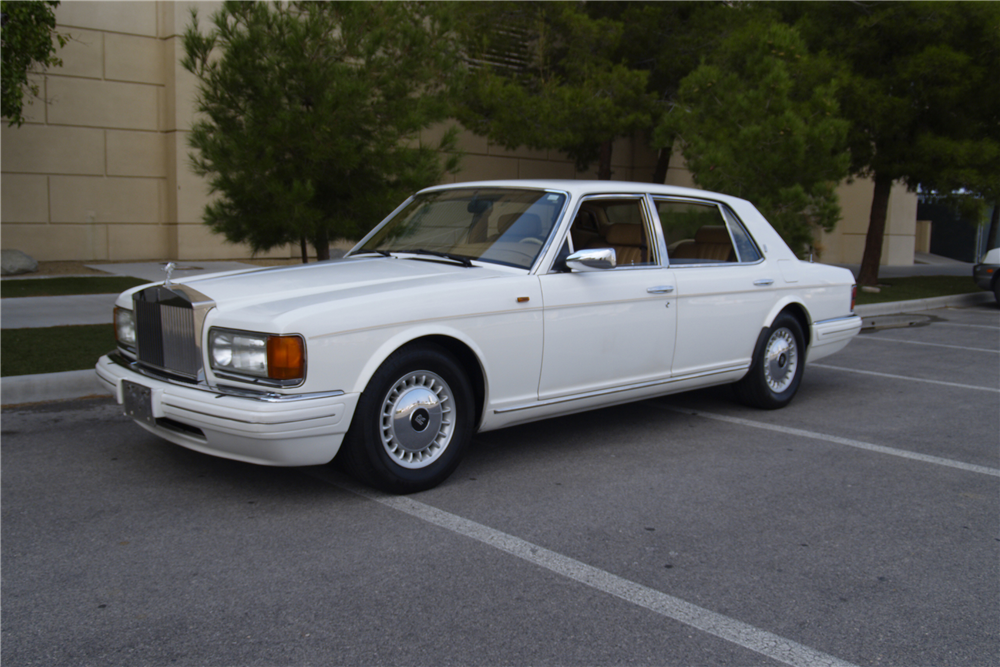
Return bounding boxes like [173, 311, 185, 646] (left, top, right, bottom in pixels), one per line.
[306, 470, 860, 667]
[855, 336, 998, 353]
[810, 363, 1000, 393]
[654, 405, 1000, 478]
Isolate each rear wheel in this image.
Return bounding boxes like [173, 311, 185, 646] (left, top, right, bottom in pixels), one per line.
[341, 344, 474, 494]
[733, 313, 805, 410]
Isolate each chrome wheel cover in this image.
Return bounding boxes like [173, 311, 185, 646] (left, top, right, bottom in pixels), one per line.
[379, 371, 454, 469]
[763, 327, 798, 393]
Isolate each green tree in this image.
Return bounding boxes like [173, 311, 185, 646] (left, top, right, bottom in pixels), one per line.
[455, 2, 654, 179]
[594, 1, 744, 183]
[788, 1, 1000, 285]
[1, 0, 67, 127]
[658, 18, 850, 256]
[182, 1, 460, 262]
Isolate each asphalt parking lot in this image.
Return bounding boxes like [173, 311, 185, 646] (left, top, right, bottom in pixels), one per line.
[2, 303, 997, 667]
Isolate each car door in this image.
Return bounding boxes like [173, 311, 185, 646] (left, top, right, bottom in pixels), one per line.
[653, 197, 778, 377]
[537, 196, 677, 400]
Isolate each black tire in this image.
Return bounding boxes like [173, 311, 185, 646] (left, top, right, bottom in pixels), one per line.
[993, 278, 999, 306]
[733, 313, 806, 410]
[341, 343, 474, 494]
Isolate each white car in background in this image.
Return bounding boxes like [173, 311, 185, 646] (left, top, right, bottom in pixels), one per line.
[973, 246, 1000, 304]
[97, 180, 861, 493]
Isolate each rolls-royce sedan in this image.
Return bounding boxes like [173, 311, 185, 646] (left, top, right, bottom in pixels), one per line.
[97, 180, 861, 493]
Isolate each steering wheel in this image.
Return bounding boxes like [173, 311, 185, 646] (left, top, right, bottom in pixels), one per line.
[518, 237, 543, 246]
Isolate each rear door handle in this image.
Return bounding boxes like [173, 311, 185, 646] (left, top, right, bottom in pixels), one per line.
[753, 279, 775, 287]
[647, 285, 675, 294]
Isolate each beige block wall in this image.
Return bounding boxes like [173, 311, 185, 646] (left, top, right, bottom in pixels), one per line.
[55, 1, 158, 36]
[1, 0, 919, 266]
[0, 0, 244, 262]
[817, 179, 919, 265]
[2, 124, 105, 175]
[0, 175, 48, 223]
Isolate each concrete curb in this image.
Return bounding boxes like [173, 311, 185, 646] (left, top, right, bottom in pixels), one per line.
[1, 292, 994, 408]
[2, 369, 112, 407]
[854, 291, 994, 316]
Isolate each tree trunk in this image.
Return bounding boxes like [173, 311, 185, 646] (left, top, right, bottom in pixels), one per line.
[652, 140, 673, 184]
[856, 172, 893, 287]
[598, 140, 613, 180]
[313, 227, 330, 262]
[300, 236, 309, 264]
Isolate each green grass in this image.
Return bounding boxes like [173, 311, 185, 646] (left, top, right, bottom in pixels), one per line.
[1, 324, 116, 377]
[0, 276, 148, 299]
[854, 275, 981, 305]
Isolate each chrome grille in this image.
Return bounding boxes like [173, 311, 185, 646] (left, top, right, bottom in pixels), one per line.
[134, 286, 204, 379]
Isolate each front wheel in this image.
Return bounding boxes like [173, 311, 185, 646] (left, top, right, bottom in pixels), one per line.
[733, 313, 806, 410]
[341, 344, 474, 494]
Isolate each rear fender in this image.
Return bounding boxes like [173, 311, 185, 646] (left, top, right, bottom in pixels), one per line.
[761, 298, 811, 348]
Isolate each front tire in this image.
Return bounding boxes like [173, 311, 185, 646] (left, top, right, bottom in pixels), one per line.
[341, 344, 474, 494]
[733, 313, 806, 410]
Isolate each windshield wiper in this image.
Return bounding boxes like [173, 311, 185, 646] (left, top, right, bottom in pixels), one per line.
[353, 249, 392, 258]
[402, 249, 474, 267]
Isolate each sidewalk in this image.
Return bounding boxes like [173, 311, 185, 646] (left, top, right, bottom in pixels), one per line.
[1, 259, 993, 406]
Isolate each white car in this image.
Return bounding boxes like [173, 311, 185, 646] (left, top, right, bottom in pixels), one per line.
[97, 180, 861, 493]
[973, 246, 1000, 304]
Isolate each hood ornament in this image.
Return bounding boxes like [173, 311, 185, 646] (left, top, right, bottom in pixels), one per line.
[163, 261, 176, 288]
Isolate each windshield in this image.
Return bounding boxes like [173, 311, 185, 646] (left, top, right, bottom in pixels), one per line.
[357, 188, 567, 269]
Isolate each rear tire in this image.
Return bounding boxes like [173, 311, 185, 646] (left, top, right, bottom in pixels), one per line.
[341, 343, 474, 494]
[733, 313, 805, 410]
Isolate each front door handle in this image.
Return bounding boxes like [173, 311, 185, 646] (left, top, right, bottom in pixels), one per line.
[753, 279, 775, 287]
[647, 285, 675, 294]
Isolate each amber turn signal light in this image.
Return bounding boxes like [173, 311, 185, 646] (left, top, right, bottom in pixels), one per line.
[267, 335, 305, 380]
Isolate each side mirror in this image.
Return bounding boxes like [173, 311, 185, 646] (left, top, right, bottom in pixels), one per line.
[565, 248, 616, 272]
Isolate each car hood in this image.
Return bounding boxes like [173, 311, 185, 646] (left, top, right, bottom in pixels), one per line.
[168, 255, 507, 325]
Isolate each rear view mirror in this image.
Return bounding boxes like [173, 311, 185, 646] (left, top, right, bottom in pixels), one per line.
[565, 248, 616, 272]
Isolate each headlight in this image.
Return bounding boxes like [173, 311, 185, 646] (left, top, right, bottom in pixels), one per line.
[208, 328, 305, 382]
[114, 307, 136, 349]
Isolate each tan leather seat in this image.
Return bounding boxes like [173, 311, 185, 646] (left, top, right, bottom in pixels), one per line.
[589, 224, 647, 265]
[670, 225, 734, 262]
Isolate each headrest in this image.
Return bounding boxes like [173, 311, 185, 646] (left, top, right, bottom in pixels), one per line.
[467, 199, 492, 215]
[694, 226, 731, 244]
[606, 224, 646, 246]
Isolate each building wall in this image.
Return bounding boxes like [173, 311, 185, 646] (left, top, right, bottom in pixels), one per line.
[3, 1, 171, 260]
[816, 179, 918, 266]
[1, 0, 918, 266]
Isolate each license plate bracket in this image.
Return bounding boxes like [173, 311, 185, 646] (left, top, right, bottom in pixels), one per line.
[122, 380, 154, 425]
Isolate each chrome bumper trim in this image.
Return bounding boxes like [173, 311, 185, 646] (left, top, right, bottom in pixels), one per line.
[813, 314, 863, 326]
[105, 352, 343, 403]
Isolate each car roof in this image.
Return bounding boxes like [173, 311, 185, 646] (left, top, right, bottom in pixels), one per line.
[418, 179, 745, 205]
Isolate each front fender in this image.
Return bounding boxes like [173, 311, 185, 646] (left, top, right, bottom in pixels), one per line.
[353, 324, 491, 400]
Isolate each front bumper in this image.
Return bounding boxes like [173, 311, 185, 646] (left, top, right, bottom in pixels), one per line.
[96, 353, 359, 466]
[973, 264, 998, 291]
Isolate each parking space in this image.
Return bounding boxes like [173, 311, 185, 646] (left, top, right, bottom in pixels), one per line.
[2, 304, 997, 666]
